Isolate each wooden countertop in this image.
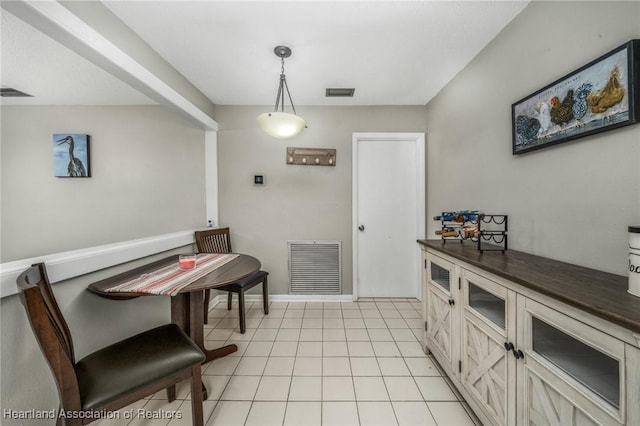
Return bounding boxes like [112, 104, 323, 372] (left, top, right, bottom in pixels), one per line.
[418, 239, 640, 334]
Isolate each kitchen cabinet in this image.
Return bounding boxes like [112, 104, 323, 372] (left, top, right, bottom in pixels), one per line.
[420, 241, 640, 426]
[460, 269, 517, 426]
[424, 253, 458, 374]
[517, 297, 625, 426]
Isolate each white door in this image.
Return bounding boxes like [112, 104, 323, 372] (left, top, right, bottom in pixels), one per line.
[353, 133, 425, 298]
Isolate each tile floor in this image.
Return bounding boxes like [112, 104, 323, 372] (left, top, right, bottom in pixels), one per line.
[94, 298, 480, 426]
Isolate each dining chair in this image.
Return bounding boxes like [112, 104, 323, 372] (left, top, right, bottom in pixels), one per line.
[195, 227, 269, 333]
[17, 263, 206, 426]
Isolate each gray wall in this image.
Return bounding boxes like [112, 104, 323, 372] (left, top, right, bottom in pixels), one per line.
[1, 105, 206, 261]
[426, 1, 640, 275]
[215, 106, 429, 295]
[1, 105, 205, 421]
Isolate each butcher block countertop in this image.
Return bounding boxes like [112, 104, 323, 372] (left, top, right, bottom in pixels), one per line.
[418, 239, 640, 334]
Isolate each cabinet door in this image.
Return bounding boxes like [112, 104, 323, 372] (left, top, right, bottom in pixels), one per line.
[626, 343, 640, 426]
[517, 296, 625, 426]
[461, 270, 517, 426]
[425, 254, 457, 374]
[421, 249, 428, 353]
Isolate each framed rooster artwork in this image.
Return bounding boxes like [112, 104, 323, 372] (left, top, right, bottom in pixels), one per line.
[512, 39, 640, 155]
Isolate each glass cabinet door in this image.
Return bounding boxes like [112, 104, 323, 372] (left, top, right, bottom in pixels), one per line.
[460, 270, 515, 426]
[430, 261, 450, 291]
[531, 317, 620, 409]
[468, 282, 506, 330]
[425, 254, 457, 374]
[521, 298, 626, 426]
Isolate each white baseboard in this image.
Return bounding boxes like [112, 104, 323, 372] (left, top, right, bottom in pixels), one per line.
[209, 293, 355, 306]
[1, 230, 197, 298]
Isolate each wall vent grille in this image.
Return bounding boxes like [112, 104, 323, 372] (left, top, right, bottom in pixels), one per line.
[325, 88, 355, 97]
[1, 88, 33, 97]
[288, 241, 341, 294]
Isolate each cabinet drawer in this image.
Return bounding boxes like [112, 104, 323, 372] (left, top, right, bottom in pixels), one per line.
[521, 298, 625, 424]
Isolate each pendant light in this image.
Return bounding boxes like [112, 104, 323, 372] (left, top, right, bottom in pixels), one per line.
[257, 46, 306, 139]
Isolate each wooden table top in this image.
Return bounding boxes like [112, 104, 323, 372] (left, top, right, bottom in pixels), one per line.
[418, 239, 640, 334]
[87, 254, 261, 299]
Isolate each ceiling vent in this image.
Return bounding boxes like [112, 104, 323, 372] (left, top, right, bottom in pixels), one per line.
[325, 88, 355, 97]
[1, 88, 33, 97]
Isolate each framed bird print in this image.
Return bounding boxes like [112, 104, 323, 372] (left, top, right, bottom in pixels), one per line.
[53, 134, 91, 177]
[512, 39, 640, 155]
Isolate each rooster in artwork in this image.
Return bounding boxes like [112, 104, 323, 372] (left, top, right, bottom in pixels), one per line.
[550, 90, 574, 125]
[587, 65, 625, 114]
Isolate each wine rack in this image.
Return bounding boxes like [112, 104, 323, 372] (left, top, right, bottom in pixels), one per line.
[476, 214, 508, 253]
[435, 211, 507, 254]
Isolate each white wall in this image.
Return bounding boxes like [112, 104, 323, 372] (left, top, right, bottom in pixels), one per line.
[0, 105, 206, 422]
[215, 105, 428, 295]
[426, 1, 640, 275]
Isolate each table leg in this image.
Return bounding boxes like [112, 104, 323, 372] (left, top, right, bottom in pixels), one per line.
[171, 293, 236, 401]
[171, 292, 238, 362]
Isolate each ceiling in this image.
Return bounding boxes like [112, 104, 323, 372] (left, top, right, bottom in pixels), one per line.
[0, 10, 155, 106]
[1, 1, 529, 107]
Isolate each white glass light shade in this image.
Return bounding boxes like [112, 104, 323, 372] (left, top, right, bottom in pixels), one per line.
[257, 112, 306, 139]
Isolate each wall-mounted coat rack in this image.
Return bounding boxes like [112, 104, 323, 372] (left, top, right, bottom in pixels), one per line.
[286, 147, 336, 166]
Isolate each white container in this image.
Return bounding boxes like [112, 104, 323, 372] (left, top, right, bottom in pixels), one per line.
[629, 226, 640, 297]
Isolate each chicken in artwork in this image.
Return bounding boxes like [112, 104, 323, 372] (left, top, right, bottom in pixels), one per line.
[587, 65, 626, 113]
[515, 101, 551, 144]
[550, 90, 574, 125]
[535, 101, 551, 137]
[573, 82, 593, 123]
[513, 43, 633, 154]
[515, 115, 541, 146]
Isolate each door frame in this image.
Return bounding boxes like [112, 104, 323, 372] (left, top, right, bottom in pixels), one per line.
[352, 132, 425, 301]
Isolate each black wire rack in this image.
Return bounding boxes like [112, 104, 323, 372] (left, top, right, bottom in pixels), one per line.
[473, 214, 508, 254]
[435, 212, 507, 254]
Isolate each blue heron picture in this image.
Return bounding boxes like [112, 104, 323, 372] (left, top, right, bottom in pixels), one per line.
[53, 134, 90, 177]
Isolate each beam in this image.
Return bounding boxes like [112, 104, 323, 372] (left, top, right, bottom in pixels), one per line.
[2, 0, 218, 130]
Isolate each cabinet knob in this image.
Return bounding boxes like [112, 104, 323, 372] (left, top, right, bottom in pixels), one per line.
[513, 349, 524, 359]
[504, 342, 514, 352]
[448, 299, 455, 306]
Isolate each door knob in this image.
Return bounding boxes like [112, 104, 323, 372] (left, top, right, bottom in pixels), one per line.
[358, 225, 365, 231]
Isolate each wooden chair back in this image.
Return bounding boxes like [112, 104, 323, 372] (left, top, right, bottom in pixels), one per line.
[18, 263, 206, 425]
[17, 263, 82, 412]
[195, 227, 232, 254]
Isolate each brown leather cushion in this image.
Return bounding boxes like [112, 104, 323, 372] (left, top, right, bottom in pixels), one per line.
[218, 270, 268, 292]
[75, 324, 204, 411]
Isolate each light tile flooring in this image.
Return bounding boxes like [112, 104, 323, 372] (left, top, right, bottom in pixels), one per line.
[94, 299, 480, 426]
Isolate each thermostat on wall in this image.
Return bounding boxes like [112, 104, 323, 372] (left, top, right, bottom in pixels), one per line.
[254, 175, 265, 185]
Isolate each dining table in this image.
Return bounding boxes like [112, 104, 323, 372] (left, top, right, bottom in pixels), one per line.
[87, 253, 261, 399]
